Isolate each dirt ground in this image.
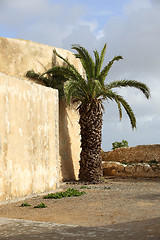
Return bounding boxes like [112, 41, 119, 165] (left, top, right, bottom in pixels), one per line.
[0, 178, 160, 227]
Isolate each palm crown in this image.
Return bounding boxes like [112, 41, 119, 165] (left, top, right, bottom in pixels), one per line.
[42, 43, 150, 129]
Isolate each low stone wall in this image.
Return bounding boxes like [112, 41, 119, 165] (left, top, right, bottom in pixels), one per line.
[102, 144, 160, 163]
[103, 162, 160, 178]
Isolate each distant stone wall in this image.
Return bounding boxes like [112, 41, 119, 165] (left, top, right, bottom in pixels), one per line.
[103, 162, 160, 178]
[102, 145, 160, 163]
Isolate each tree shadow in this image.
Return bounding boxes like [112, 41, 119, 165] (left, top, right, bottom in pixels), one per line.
[34, 50, 77, 181]
[59, 100, 76, 181]
[52, 50, 76, 181]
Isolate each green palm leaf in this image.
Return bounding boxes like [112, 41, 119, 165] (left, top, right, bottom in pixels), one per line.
[99, 55, 123, 84]
[53, 49, 84, 81]
[98, 43, 107, 74]
[105, 90, 136, 129]
[94, 50, 100, 77]
[106, 80, 150, 99]
[72, 44, 95, 79]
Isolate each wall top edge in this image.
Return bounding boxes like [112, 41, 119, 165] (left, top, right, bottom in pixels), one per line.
[0, 36, 73, 55]
[0, 71, 58, 93]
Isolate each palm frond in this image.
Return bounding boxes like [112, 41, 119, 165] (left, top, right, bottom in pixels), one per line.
[26, 70, 40, 79]
[90, 79, 102, 99]
[72, 44, 95, 79]
[64, 80, 89, 104]
[104, 90, 136, 129]
[93, 44, 107, 77]
[106, 80, 150, 99]
[53, 49, 84, 81]
[98, 43, 107, 74]
[115, 99, 122, 121]
[117, 94, 136, 129]
[99, 55, 123, 84]
[94, 50, 100, 77]
[41, 66, 80, 82]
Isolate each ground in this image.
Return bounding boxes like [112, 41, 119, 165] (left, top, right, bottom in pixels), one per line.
[0, 178, 160, 228]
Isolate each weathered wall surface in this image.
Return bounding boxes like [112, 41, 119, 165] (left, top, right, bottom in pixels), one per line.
[0, 37, 82, 181]
[0, 73, 59, 202]
[0, 37, 83, 80]
[102, 145, 160, 163]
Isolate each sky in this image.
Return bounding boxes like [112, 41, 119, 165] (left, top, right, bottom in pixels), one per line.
[0, 0, 160, 151]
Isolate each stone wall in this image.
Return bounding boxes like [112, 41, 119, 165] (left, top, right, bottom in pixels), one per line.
[102, 145, 160, 163]
[0, 73, 59, 202]
[0, 37, 82, 181]
[103, 162, 160, 178]
[0, 37, 83, 80]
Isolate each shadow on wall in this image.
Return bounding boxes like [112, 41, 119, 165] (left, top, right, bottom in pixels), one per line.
[59, 100, 76, 181]
[52, 51, 76, 181]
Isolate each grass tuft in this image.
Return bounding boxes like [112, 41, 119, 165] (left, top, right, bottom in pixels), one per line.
[34, 202, 47, 208]
[104, 187, 111, 190]
[21, 202, 31, 207]
[43, 188, 86, 199]
[80, 186, 91, 189]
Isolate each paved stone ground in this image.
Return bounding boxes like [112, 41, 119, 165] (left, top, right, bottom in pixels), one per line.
[0, 217, 160, 240]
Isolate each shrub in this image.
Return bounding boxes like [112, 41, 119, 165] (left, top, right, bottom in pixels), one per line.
[112, 139, 129, 150]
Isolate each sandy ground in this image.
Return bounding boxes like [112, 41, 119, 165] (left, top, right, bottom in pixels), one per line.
[0, 178, 160, 227]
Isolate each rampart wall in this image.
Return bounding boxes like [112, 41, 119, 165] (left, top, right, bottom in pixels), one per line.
[0, 37, 82, 183]
[0, 73, 59, 202]
[0, 37, 82, 202]
[102, 145, 160, 178]
[102, 144, 160, 163]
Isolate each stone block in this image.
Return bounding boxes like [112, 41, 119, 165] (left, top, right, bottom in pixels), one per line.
[125, 165, 136, 174]
[143, 164, 151, 172]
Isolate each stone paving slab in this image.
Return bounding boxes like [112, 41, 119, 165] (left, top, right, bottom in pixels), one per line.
[0, 217, 160, 240]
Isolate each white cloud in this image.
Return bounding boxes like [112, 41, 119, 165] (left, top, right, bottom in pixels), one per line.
[123, 0, 151, 14]
[0, 0, 85, 46]
[96, 30, 105, 40]
[79, 20, 98, 32]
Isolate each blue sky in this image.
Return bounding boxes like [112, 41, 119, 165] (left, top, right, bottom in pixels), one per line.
[0, 0, 160, 150]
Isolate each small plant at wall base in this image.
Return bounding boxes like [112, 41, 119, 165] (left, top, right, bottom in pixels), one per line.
[21, 202, 31, 207]
[43, 188, 86, 199]
[34, 202, 47, 208]
[112, 140, 129, 150]
[27, 43, 150, 183]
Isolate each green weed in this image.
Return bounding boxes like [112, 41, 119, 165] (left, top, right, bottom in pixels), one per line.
[104, 187, 111, 190]
[21, 202, 31, 207]
[43, 188, 86, 199]
[80, 186, 91, 189]
[34, 202, 47, 208]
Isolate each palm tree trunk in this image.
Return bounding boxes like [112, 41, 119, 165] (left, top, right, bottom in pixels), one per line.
[78, 100, 103, 182]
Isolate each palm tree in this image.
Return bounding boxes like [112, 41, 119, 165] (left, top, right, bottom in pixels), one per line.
[28, 44, 150, 182]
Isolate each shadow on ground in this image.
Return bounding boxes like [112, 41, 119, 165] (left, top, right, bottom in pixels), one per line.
[0, 217, 160, 240]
